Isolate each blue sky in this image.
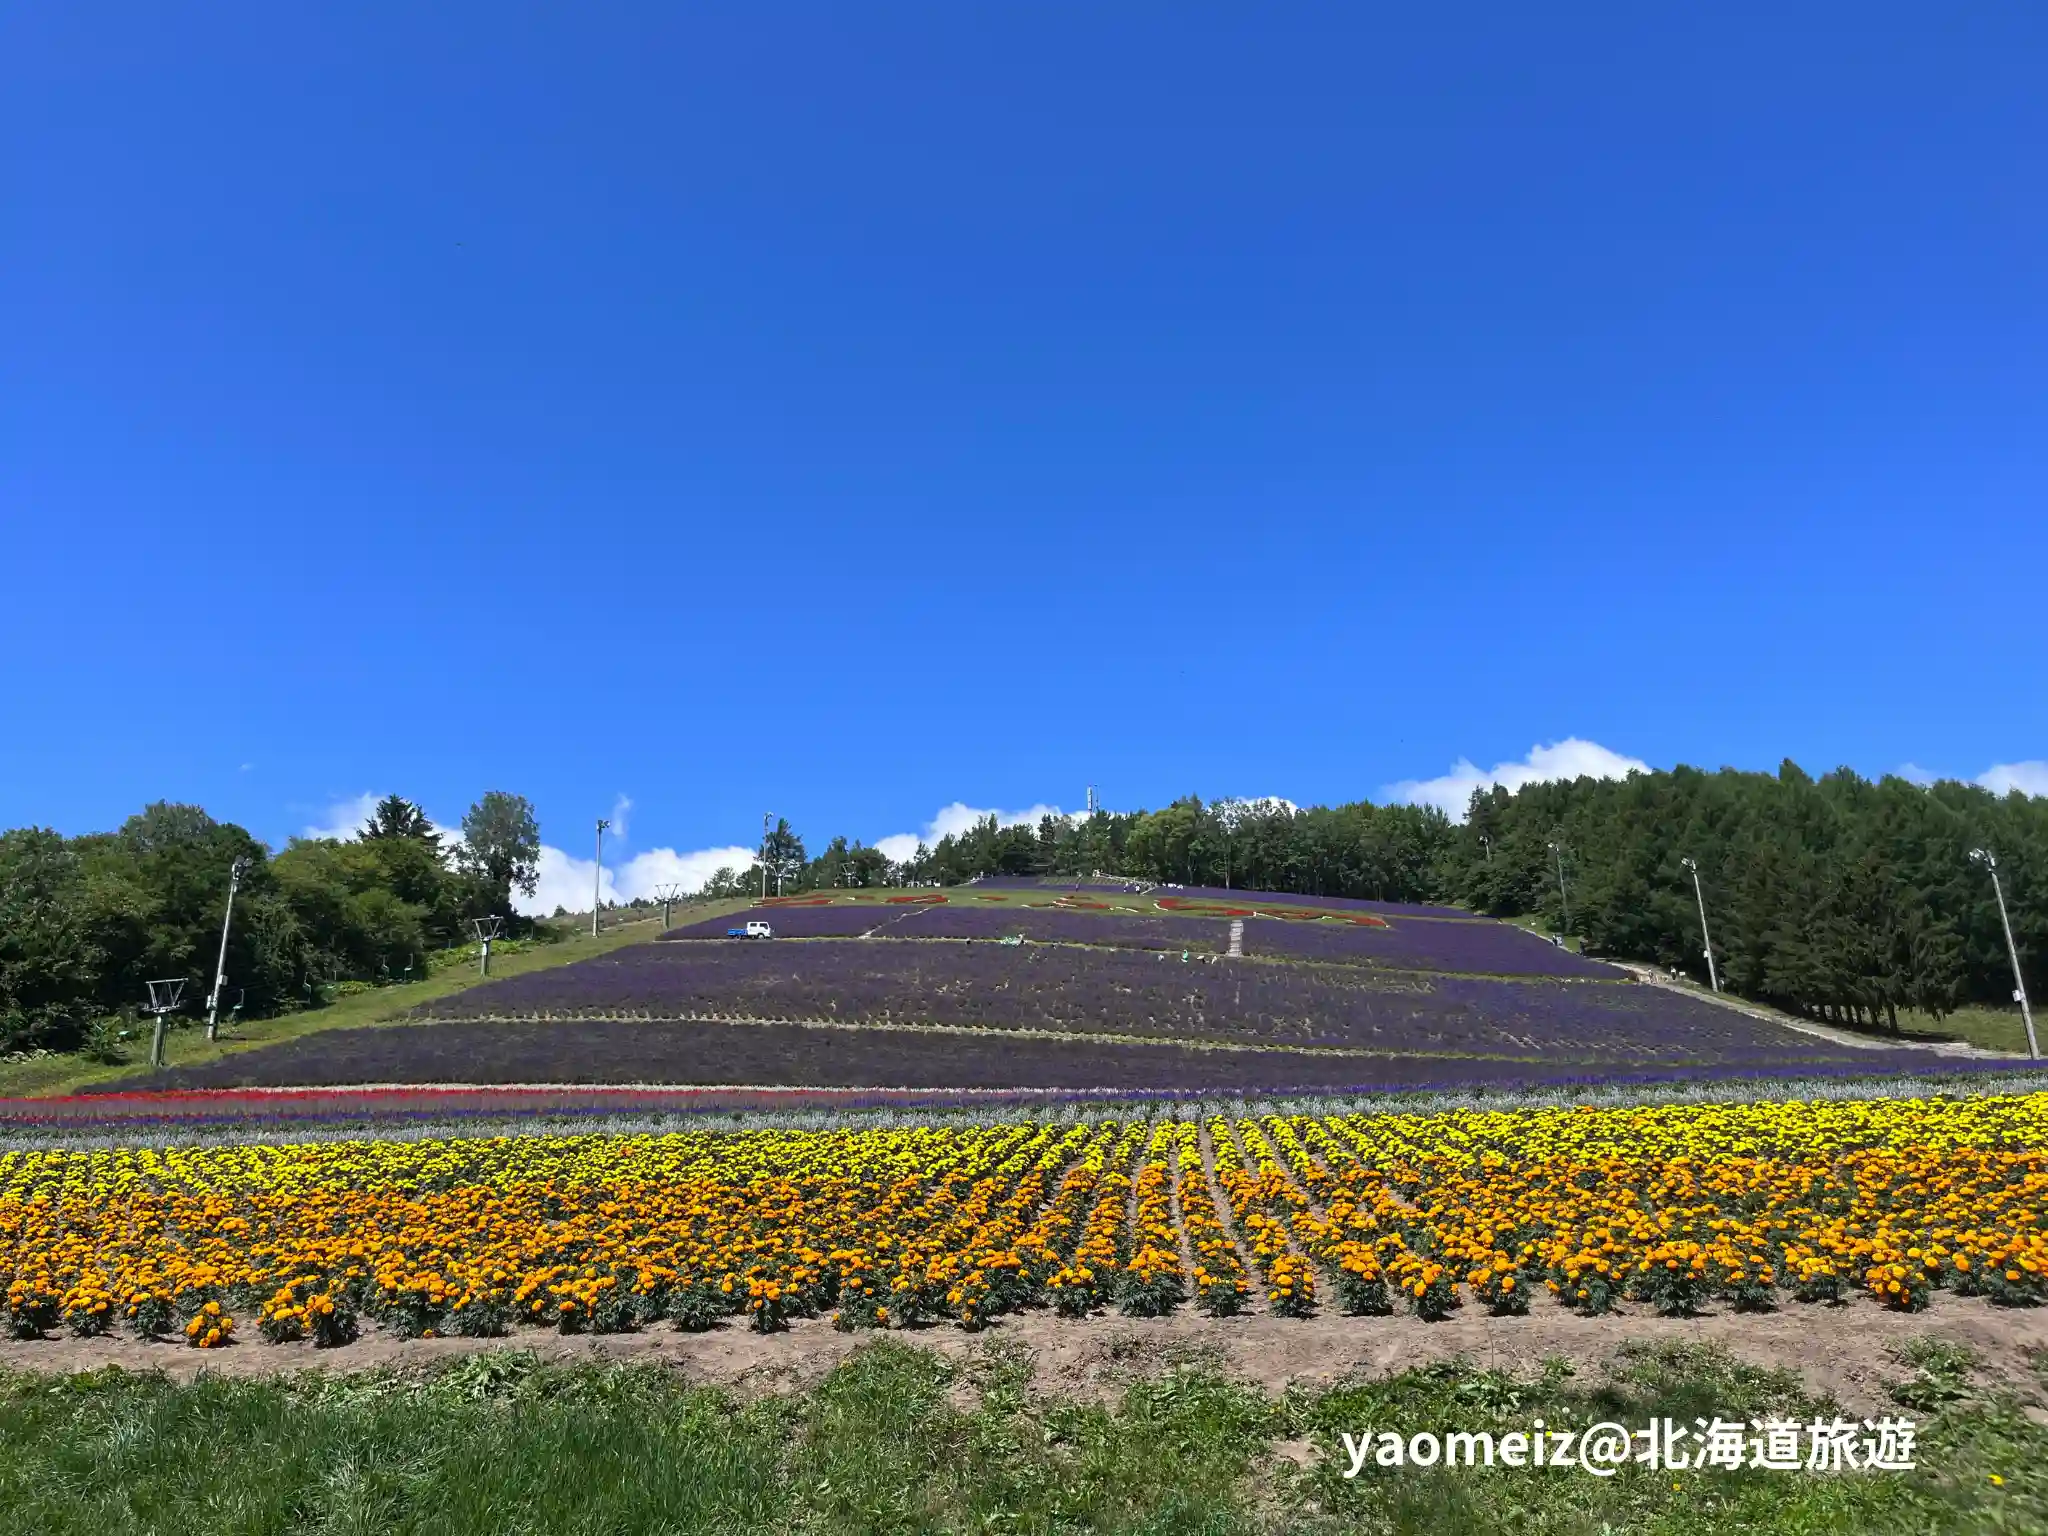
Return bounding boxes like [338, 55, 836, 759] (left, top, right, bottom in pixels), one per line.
[4, 4, 2043, 911]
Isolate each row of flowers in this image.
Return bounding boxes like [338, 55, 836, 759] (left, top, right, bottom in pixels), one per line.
[3, 1093, 2044, 1348]
[754, 890, 1391, 927]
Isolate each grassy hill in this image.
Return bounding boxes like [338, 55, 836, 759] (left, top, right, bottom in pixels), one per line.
[83, 886, 2011, 1096]
[0, 902, 754, 1098]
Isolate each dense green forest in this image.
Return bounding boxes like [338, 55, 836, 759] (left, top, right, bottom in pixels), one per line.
[1457, 764, 2042, 1031]
[0, 793, 540, 1053]
[5, 766, 2040, 1057]
[715, 766, 2043, 1033]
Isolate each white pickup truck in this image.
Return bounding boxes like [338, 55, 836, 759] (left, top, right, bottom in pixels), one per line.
[725, 920, 774, 939]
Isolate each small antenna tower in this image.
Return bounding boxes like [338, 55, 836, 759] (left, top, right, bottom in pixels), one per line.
[471, 914, 505, 976]
[652, 881, 684, 930]
[144, 978, 188, 1069]
[1086, 785, 1098, 815]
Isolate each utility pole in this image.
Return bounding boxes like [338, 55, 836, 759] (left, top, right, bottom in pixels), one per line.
[204, 856, 250, 1040]
[1971, 849, 2040, 1059]
[761, 812, 771, 902]
[1547, 837, 1571, 938]
[1479, 833, 1493, 864]
[593, 818, 610, 938]
[1681, 856, 1720, 993]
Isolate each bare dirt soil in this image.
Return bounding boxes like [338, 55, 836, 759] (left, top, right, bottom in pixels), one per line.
[7, 1294, 2044, 1418]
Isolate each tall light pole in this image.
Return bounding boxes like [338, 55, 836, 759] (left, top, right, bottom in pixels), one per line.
[1970, 849, 2039, 1059]
[204, 856, 250, 1040]
[1680, 856, 1720, 993]
[1547, 837, 1571, 938]
[592, 818, 611, 938]
[760, 812, 772, 903]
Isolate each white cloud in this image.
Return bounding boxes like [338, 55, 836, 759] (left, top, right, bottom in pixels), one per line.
[522, 845, 608, 918]
[301, 791, 767, 916]
[605, 793, 633, 844]
[1979, 761, 2048, 798]
[515, 843, 759, 917]
[616, 845, 761, 901]
[873, 801, 1070, 864]
[1385, 738, 1651, 821]
[1214, 795, 1298, 827]
[1886, 762, 2047, 796]
[301, 793, 381, 841]
[299, 792, 466, 860]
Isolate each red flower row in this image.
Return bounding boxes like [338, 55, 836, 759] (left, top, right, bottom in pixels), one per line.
[0, 1081, 1123, 1128]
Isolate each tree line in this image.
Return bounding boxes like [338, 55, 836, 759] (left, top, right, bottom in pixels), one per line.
[702, 768, 2041, 1029]
[695, 798, 1451, 906]
[1456, 762, 2043, 1031]
[0, 793, 543, 1053]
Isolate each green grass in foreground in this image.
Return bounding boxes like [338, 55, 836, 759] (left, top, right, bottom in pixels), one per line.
[0, 1339, 2040, 1534]
[0, 906, 752, 1100]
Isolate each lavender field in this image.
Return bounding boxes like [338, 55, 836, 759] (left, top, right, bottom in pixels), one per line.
[889, 904, 1226, 950]
[665, 904, 921, 939]
[665, 899, 1618, 977]
[412, 938, 1965, 1071]
[114, 880, 2013, 1097]
[665, 902, 1219, 948]
[1238, 913, 1619, 978]
[969, 876, 1153, 894]
[1157, 884, 1475, 919]
[117, 1015, 1997, 1095]
[964, 875, 1474, 917]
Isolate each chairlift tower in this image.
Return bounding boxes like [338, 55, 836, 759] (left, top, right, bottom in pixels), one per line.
[471, 914, 505, 976]
[144, 978, 187, 1069]
[652, 882, 684, 930]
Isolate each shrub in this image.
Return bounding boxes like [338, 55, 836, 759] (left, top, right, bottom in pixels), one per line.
[7, 1283, 61, 1340]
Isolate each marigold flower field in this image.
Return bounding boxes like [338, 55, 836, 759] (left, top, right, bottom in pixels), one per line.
[4, 1091, 2044, 1350]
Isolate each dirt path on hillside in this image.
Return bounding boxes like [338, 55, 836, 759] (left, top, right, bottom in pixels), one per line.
[1611, 963, 2011, 1059]
[10, 1291, 2041, 1419]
